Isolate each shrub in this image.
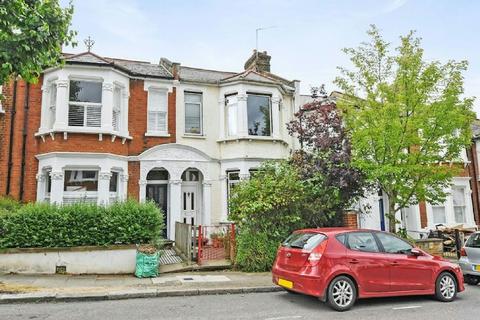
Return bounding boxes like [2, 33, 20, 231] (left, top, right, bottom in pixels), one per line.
[0, 200, 164, 249]
[0, 197, 21, 212]
[235, 227, 281, 272]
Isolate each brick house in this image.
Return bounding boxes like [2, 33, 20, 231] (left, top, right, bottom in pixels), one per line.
[0, 50, 300, 239]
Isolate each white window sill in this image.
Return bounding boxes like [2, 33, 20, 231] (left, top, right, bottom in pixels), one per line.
[182, 134, 206, 139]
[217, 136, 287, 144]
[35, 127, 132, 140]
[145, 132, 170, 137]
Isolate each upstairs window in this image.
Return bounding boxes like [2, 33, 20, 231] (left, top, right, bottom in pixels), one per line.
[225, 94, 238, 136]
[113, 86, 121, 132]
[68, 80, 102, 127]
[49, 82, 57, 128]
[147, 88, 168, 134]
[453, 187, 466, 223]
[247, 94, 271, 136]
[184, 92, 202, 135]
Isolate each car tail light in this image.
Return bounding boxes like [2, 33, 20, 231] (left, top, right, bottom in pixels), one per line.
[307, 240, 328, 266]
[460, 247, 467, 257]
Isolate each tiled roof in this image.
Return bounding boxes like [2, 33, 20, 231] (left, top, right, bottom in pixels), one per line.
[178, 66, 236, 84]
[63, 52, 173, 79]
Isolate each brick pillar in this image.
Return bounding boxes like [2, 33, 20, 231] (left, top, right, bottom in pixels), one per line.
[419, 201, 428, 228]
[127, 161, 140, 201]
[343, 211, 358, 228]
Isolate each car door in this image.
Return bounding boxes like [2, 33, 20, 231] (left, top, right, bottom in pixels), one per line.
[345, 232, 391, 292]
[374, 232, 434, 292]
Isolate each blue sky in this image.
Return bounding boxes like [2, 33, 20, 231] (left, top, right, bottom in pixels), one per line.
[62, 0, 480, 115]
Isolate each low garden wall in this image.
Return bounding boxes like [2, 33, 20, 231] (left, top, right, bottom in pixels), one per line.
[0, 245, 136, 274]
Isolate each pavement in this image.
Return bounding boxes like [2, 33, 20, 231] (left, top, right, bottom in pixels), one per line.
[0, 271, 280, 304]
[1, 285, 480, 320]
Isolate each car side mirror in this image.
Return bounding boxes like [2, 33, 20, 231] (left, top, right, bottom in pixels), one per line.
[411, 248, 423, 256]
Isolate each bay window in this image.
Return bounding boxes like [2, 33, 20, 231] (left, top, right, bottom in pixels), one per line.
[109, 171, 119, 203]
[68, 80, 102, 127]
[63, 170, 99, 204]
[49, 82, 57, 129]
[432, 205, 446, 224]
[247, 94, 271, 136]
[453, 187, 466, 223]
[113, 86, 121, 132]
[225, 94, 238, 136]
[184, 92, 202, 135]
[147, 88, 168, 134]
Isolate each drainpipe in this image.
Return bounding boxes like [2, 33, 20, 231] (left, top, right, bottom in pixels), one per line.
[19, 83, 30, 201]
[5, 79, 18, 196]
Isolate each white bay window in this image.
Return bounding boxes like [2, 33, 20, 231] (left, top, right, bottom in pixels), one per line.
[68, 80, 102, 128]
[48, 82, 57, 129]
[225, 94, 238, 136]
[112, 86, 121, 132]
[63, 170, 99, 204]
[452, 187, 466, 223]
[147, 88, 168, 135]
[247, 94, 272, 136]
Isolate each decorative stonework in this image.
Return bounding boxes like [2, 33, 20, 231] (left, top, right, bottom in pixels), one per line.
[50, 171, 64, 180]
[120, 174, 129, 182]
[237, 94, 248, 101]
[272, 96, 281, 104]
[169, 179, 182, 185]
[36, 173, 46, 182]
[102, 82, 113, 91]
[98, 171, 112, 180]
[56, 80, 68, 88]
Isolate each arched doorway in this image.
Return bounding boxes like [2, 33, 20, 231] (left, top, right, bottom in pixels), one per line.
[181, 168, 203, 225]
[146, 168, 169, 238]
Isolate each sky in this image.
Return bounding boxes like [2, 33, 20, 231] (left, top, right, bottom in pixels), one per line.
[62, 0, 480, 115]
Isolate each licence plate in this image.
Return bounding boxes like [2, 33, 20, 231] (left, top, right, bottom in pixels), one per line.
[475, 265, 480, 271]
[278, 278, 293, 289]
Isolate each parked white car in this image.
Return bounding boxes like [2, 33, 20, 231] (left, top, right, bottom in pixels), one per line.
[459, 232, 480, 285]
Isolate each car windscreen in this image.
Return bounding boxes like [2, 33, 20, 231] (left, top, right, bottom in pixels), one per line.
[282, 232, 326, 251]
[466, 233, 480, 248]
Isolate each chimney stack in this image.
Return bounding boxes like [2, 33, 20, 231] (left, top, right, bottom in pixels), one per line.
[244, 50, 271, 73]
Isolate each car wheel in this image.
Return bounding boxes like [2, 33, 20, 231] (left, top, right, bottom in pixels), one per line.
[326, 276, 357, 311]
[435, 272, 457, 302]
[465, 275, 480, 286]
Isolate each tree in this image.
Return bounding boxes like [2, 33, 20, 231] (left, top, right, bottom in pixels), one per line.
[0, 0, 76, 87]
[287, 93, 367, 226]
[335, 25, 475, 232]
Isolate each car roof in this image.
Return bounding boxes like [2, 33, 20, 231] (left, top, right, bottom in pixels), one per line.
[296, 227, 379, 236]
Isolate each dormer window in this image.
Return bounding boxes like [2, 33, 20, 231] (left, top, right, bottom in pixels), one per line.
[247, 94, 271, 136]
[68, 80, 102, 127]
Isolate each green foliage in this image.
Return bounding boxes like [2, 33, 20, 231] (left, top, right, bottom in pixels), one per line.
[0, 200, 164, 249]
[0, 196, 21, 212]
[0, 0, 77, 86]
[235, 227, 280, 272]
[335, 25, 475, 232]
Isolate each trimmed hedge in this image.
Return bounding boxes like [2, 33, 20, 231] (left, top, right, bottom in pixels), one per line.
[0, 200, 164, 249]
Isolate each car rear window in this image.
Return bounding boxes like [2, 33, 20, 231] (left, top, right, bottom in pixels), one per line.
[466, 233, 480, 248]
[282, 232, 326, 250]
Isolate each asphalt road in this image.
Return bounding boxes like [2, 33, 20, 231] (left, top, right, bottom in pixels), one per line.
[2, 285, 480, 320]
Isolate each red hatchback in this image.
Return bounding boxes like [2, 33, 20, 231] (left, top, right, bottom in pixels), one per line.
[272, 228, 464, 311]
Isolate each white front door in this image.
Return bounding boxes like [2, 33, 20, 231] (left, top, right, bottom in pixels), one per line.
[181, 183, 199, 225]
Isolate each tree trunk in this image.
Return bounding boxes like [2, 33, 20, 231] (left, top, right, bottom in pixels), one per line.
[388, 201, 397, 233]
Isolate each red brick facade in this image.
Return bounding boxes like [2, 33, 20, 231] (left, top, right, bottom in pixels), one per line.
[343, 211, 358, 229]
[0, 77, 177, 203]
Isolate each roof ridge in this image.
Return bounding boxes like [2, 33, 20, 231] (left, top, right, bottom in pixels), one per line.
[180, 65, 237, 74]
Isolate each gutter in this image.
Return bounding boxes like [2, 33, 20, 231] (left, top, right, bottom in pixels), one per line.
[19, 83, 30, 201]
[5, 79, 17, 196]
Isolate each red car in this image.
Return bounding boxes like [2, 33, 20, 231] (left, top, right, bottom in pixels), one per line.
[272, 228, 464, 311]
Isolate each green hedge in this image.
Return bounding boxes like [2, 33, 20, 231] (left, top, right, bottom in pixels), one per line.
[0, 200, 164, 249]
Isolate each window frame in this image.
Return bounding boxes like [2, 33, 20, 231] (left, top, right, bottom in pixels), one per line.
[373, 231, 413, 255]
[67, 80, 103, 128]
[112, 85, 122, 132]
[63, 169, 100, 204]
[146, 87, 169, 135]
[345, 231, 381, 253]
[246, 93, 272, 137]
[225, 94, 238, 137]
[184, 91, 203, 136]
[452, 186, 467, 224]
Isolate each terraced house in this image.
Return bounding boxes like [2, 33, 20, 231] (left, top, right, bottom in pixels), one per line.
[0, 50, 300, 239]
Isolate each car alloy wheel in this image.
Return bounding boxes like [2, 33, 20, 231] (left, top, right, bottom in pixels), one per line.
[327, 276, 357, 311]
[435, 272, 457, 302]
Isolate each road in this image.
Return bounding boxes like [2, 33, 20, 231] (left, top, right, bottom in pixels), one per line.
[2, 286, 479, 320]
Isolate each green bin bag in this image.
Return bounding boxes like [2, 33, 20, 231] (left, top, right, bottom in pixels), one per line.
[135, 251, 160, 278]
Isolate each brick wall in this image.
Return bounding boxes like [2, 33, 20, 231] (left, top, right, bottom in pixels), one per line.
[127, 161, 140, 200]
[343, 211, 358, 229]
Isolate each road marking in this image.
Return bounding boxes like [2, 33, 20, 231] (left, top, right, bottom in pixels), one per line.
[392, 305, 422, 310]
[264, 316, 302, 320]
